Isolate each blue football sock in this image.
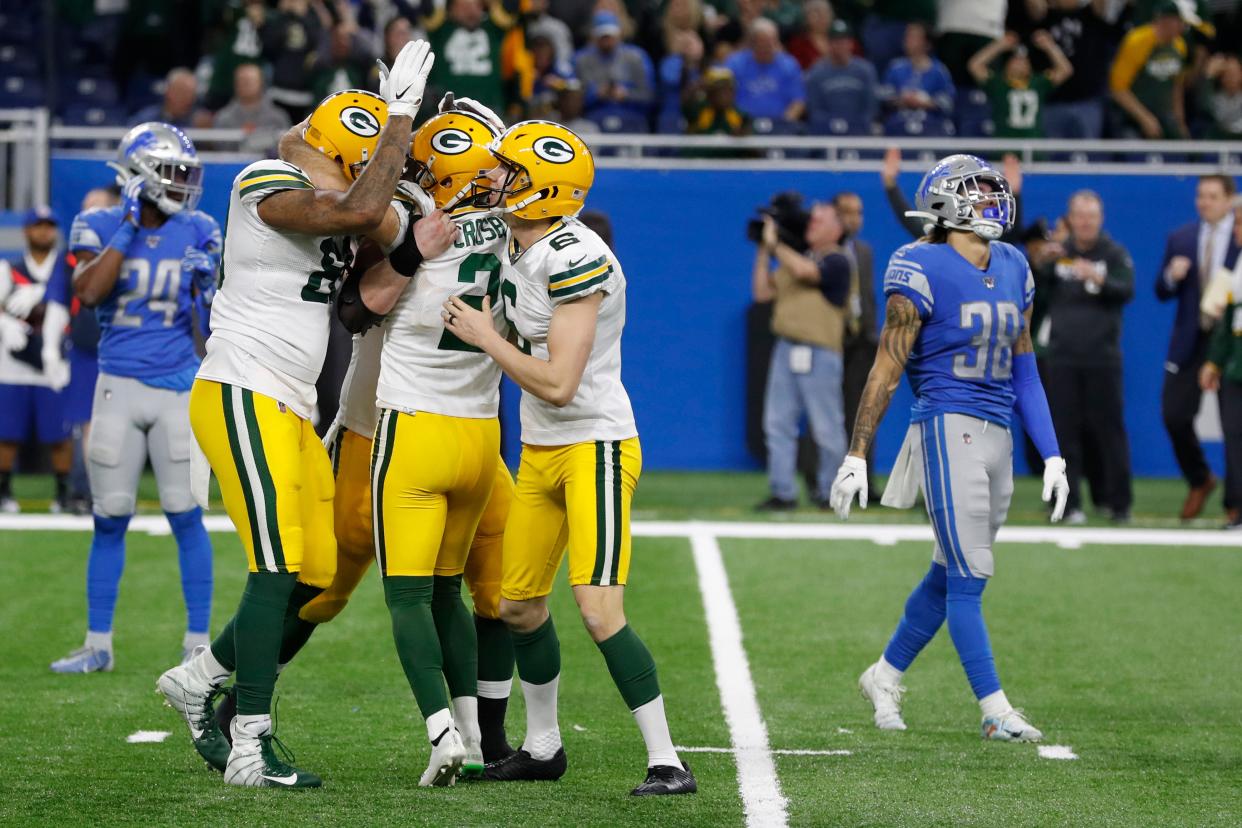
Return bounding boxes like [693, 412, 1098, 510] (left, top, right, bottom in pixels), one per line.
[166, 508, 213, 635]
[945, 575, 1002, 700]
[882, 562, 947, 671]
[86, 514, 131, 634]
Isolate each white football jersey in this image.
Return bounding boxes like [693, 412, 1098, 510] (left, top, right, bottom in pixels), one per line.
[198, 160, 349, 419]
[500, 216, 636, 445]
[338, 327, 385, 438]
[375, 208, 508, 418]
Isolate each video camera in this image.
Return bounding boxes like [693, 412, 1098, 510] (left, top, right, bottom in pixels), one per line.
[746, 191, 810, 251]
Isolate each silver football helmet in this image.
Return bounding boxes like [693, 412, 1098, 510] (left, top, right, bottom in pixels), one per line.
[906, 154, 1014, 241]
[110, 122, 204, 215]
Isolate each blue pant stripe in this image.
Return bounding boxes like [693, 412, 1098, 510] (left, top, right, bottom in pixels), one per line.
[935, 415, 971, 578]
[919, 420, 962, 577]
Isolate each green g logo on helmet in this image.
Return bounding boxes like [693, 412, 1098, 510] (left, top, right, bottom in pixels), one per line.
[532, 136, 575, 164]
[340, 106, 381, 138]
[431, 129, 472, 155]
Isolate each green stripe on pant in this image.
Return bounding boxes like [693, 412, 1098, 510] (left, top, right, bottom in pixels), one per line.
[240, 389, 286, 572]
[221, 384, 266, 571]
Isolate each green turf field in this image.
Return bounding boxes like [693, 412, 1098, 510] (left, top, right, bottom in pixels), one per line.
[1, 473, 1239, 826]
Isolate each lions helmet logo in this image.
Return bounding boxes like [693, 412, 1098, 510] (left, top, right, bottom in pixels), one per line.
[339, 106, 381, 138]
[532, 136, 575, 164]
[431, 128, 472, 155]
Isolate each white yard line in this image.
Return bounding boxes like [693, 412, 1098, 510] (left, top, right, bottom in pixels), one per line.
[678, 745, 852, 757]
[5, 514, 1242, 549]
[690, 528, 789, 828]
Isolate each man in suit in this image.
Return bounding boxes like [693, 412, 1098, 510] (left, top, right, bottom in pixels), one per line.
[1157, 174, 1240, 520]
[832, 192, 878, 490]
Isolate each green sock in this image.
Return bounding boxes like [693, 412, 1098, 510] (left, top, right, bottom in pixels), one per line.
[233, 571, 297, 715]
[475, 614, 514, 757]
[431, 575, 477, 699]
[277, 581, 323, 666]
[596, 625, 660, 711]
[384, 575, 449, 718]
[512, 615, 560, 685]
[209, 617, 236, 671]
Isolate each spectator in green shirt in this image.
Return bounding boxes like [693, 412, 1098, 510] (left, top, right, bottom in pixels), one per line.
[967, 30, 1073, 140]
[1109, 1, 1190, 140]
[426, 0, 515, 118]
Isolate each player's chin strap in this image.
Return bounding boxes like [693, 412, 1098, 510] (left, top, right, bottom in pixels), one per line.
[904, 210, 1003, 241]
[501, 189, 549, 215]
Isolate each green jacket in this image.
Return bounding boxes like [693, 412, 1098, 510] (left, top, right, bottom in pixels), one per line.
[1208, 303, 1242, 383]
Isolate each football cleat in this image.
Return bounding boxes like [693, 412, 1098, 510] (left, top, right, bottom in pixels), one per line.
[982, 709, 1043, 742]
[482, 737, 516, 766]
[157, 647, 231, 769]
[461, 731, 485, 779]
[225, 717, 322, 788]
[859, 663, 907, 731]
[50, 645, 113, 673]
[420, 727, 466, 787]
[484, 747, 567, 782]
[1, 496, 19, 514]
[187, 686, 234, 772]
[631, 762, 698, 796]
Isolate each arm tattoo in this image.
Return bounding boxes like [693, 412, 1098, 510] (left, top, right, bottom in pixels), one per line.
[1014, 305, 1035, 355]
[338, 115, 414, 218]
[849, 295, 922, 457]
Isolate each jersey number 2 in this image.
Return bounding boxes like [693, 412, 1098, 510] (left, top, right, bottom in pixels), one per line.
[437, 253, 501, 352]
[953, 301, 1019, 380]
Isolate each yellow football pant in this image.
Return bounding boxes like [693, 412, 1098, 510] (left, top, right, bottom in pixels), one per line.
[501, 438, 641, 601]
[302, 424, 513, 622]
[188, 379, 336, 587]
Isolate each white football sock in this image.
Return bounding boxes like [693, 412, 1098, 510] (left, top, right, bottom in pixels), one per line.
[875, 656, 904, 685]
[520, 676, 562, 760]
[632, 695, 680, 768]
[452, 696, 481, 745]
[196, 646, 232, 685]
[979, 689, 1011, 718]
[85, 631, 113, 651]
[425, 707, 454, 744]
[234, 713, 271, 739]
[183, 631, 210, 652]
[477, 678, 512, 700]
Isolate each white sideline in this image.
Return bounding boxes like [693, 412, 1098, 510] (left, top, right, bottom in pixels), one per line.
[4, 514, 1242, 548]
[690, 529, 789, 828]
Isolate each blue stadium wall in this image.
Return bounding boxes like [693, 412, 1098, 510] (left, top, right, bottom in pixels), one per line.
[49, 156, 1214, 477]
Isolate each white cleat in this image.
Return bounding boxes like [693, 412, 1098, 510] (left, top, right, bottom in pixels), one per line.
[859, 663, 907, 731]
[223, 717, 322, 788]
[50, 645, 113, 673]
[982, 709, 1043, 742]
[461, 731, 484, 779]
[420, 727, 465, 787]
[156, 645, 224, 737]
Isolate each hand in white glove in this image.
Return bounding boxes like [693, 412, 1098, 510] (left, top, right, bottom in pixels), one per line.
[396, 179, 438, 218]
[1042, 456, 1069, 523]
[43, 350, 70, 391]
[5, 283, 46, 319]
[0, 314, 29, 352]
[437, 91, 506, 134]
[829, 455, 869, 520]
[321, 416, 342, 452]
[120, 174, 145, 226]
[377, 39, 435, 120]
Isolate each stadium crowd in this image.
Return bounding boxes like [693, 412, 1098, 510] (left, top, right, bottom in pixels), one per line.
[3, 0, 1240, 144]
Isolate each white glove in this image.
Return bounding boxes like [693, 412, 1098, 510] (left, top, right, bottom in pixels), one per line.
[0, 314, 29, 352]
[1042, 456, 1069, 523]
[43, 350, 69, 391]
[5, 283, 45, 319]
[829, 455, 869, 520]
[397, 179, 437, 217]
[321, 416, 341, 452]
[437, 91, 506, 134]
[377, 39, 435, 120]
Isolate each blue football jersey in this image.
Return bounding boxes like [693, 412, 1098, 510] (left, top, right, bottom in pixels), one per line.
[69, 206, 221, 382]
[883, 240, 1034, 426]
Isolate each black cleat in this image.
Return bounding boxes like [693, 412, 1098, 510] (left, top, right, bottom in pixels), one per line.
[483, 747, 567, 781]
[482, 738, 516, 765]
[631, 762, 698, 796]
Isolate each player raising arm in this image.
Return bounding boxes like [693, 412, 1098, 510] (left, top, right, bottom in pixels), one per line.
[829, 155, 1069, 742]
[444, 122, 696, 796]
[156, 41, 436, 790]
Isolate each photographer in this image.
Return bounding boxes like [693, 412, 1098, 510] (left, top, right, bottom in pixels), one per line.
[752, 200, 852, 510]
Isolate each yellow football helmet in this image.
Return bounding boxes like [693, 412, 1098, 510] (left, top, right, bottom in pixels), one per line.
[305, 89, 388, 181]
[487, 120, 594, 220]
[409, 111, 500, 210]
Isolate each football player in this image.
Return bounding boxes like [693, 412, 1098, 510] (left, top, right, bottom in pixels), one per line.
[284, 100, 518, 785]
[829, 155, 1070, 741]
[49, 123, 219, 674]
[155, 41, 437, 789]
[443, 121, 697, 796]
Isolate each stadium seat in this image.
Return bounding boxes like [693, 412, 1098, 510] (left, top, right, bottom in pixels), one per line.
[61, 74, 120, 107]
[656, 111, 686, 135]
[124, 73, 164, 115]
[0, 43, 39, 75]
[60, 104, 128, 127]
[0, 74, 45, 107]
[0, 13, 35, 45]
[593, 111, 651, 134]
[956, 88, 995, 138]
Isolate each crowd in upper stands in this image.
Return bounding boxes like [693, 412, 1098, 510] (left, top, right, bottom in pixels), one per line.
[1, 0, 1239, 147]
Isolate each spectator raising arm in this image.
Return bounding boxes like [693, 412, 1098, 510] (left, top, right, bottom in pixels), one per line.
[967, 32, 1021, 86]
[1031, 29, 1073, 86]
